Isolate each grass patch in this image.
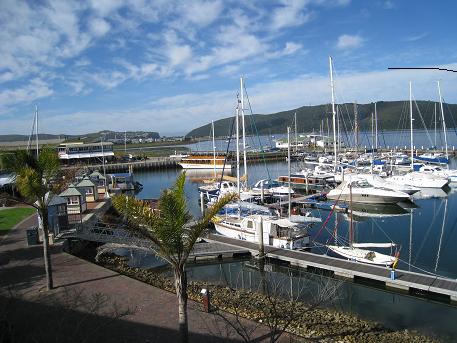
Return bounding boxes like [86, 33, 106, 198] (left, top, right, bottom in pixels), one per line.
[0, 207, 35, 235]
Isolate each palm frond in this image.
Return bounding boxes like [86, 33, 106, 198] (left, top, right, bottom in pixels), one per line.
[182, 192, 237, 259]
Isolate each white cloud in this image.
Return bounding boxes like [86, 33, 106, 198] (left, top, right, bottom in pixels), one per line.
[403, 32, 428, 42]
[89, 18, 111, 37]
[283, 42, 303, 55]
[271, 0, 312, 30]
[0, 78, 53, 108]
[5, 63, 456, 136]
[336, 34, 363, 49]
[179, 0, 223, 27]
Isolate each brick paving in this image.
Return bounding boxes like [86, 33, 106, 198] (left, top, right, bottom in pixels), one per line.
[0, 213, 292, 343]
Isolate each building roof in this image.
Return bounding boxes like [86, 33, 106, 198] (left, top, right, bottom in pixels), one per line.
[59, 142, 113, 148]
[77, 176, 96, 188]
[89, 170, 106, 179]
[48, 194, 67, 206]
[59, 184, 82, 197]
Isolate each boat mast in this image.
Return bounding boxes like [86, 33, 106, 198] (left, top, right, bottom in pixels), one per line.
[349, 182, 353, 248]
[287, 126, 291, 218]
[374, 102, 378, 151]
[434, 102, 437, 148]
[409, 81, 414, 171]
[337, 105, 340, 154]
[240, 77, 248, 187]
[354, 102, 358, 157]
[329, 56, 337, 172]
[212, 120, 216, 178]
[294, 112, 298, 153]
[236, 97, 241, 197]
[35, 105, 39, 158]
[437, 81, 448, 161]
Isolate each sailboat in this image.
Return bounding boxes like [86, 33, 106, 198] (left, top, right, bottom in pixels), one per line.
[385, 82, 449, 189]
[327, 183, 399, 267]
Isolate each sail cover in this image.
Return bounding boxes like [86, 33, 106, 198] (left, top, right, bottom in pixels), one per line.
[351, 243, 396, 248]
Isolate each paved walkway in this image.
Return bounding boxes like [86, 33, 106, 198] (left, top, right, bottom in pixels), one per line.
[0, 215, 291, 343]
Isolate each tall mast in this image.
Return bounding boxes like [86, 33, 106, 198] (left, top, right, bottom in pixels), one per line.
[212, 120, 216, 178]
[409, 81, 414, 171]
[236, 97, 240, 197]
[329, 56, 337, 172]
[349, 182, 353, 248]
[371, 111, 374, 150]
[35, 105, 39, 157]
[354, 102, 358, 155]
[294, 112, 298, 153]
[374, 102, 378, 150]
[437, 81, 448, 161]
[287, 126, 291, 218]
[336, 105, 340, 155]
[434, 102, 437, 148]
[240, 77, 248, 187]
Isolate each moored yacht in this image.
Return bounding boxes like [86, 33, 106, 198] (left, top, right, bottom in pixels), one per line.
[386, 171, 449, 189]
[326, 177, 410, 204]
[356, 173, 420, 195]
[212, 214, 310, 250]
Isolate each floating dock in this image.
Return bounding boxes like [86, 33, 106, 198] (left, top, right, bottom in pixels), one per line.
[206, 234, 457, 304]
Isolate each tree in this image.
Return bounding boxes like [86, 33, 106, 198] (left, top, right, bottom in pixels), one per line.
[112, 173, 235, 343]
[2, 147, 60, 291]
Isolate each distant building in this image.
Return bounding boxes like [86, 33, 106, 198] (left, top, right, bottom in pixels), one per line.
[57, 142, 114, 163]
[59, 183, 87, 214]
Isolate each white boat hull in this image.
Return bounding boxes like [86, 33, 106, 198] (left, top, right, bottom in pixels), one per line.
[327, 245, 395, 266]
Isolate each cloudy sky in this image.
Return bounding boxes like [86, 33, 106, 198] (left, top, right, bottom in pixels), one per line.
[1, 0, 457, 136]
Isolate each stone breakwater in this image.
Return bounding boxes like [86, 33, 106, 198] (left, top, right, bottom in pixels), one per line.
[92, 253, 437, 343]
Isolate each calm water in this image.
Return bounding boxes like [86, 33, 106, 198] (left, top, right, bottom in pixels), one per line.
[133, 160, 457, 339]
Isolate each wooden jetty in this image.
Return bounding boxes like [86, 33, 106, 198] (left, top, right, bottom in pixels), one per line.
[206, 234, 457, 304]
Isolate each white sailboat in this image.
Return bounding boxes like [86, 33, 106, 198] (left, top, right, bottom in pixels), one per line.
[386, 82, 449, 189]
[327, 184, 399, 267]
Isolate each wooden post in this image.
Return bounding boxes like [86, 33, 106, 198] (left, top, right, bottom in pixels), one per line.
[256, 216, 264, 257]
[260, 181, 264, 204]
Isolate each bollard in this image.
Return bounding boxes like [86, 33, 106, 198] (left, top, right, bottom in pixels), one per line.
[201, 288, 211, 312]
[200, 192, 204, 215]
[390, 269, 395, 281]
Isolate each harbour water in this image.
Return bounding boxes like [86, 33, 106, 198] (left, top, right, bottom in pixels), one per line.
[132, 159, 457, 340]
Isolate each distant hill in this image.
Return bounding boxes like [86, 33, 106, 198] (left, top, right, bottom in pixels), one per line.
[0, 131, 160, 143]
[185, 100, 457, 138]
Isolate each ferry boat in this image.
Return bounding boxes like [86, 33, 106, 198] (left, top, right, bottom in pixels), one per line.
[178, 155, 232, 170]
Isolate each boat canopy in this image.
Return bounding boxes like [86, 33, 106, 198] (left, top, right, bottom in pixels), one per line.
[270, 218, 297, 228]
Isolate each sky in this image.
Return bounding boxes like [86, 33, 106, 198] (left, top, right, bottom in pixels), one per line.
[1, 0, 457, 136]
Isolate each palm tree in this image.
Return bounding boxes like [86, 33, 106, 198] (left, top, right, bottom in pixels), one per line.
[3, 147, 60, 291]
[112, 173, 235, 343]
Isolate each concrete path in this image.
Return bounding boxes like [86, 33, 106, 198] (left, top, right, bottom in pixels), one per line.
[0, 215, 291, 343]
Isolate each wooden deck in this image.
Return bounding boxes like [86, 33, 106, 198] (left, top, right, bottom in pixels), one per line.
[206, 233, 457, 303]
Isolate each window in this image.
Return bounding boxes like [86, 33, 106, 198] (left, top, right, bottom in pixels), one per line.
[67, 196, 79, 205]
[246, 220, 253, 229]
[86, 188, 93, 195]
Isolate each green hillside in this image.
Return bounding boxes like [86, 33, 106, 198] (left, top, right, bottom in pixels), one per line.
[185, 100, 457, 138]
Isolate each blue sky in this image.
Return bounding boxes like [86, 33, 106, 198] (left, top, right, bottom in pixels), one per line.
[1, 0, 457, 136]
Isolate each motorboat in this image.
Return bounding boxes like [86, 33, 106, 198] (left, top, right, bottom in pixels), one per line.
[356, 173, 420, 195]
[418, 165, 457, 183]
[212, 214, 310, 250]
[386, 172, 449, 189]
[326, 177, 410, 204]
